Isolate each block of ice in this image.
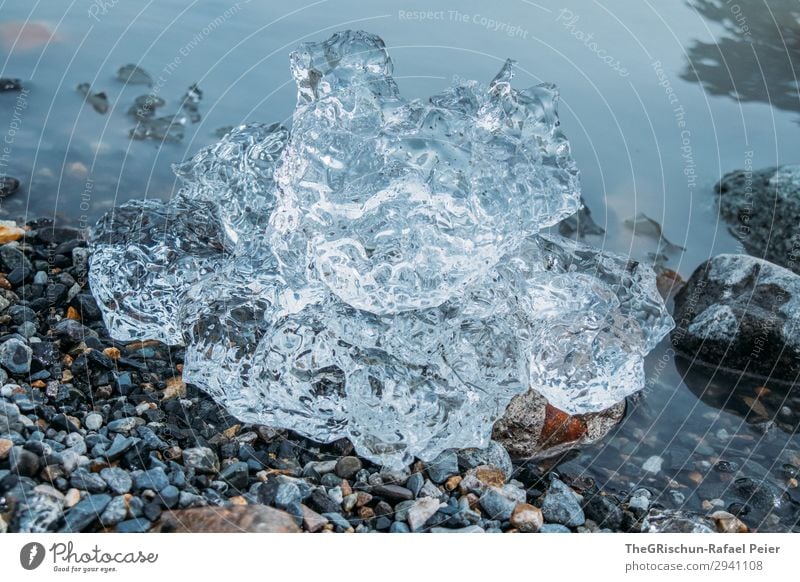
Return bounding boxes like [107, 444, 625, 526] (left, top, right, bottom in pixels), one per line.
[89, 31, 673, 468]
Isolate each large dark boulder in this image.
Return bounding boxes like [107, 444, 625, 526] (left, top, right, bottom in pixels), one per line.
[671, 253, 800, 382]
[716, 165, 800, 274]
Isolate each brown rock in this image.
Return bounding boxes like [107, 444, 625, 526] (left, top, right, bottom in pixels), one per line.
[469, 465, 506, 489]
[492, 388, 624, 459]
[357, 506, 375, 520]
[301, 505, 328, 533]
[162, 376, 187, 401]
[510, 503, 543, 533]
[0, 438, 11, 461]
[66, 306, 81, 320]
[103, 347, 121, 360]
[154, 505, 301, 533]
[355, 491, 373, 508]
[445, 475, 462, 491]
[222, 424, 240, 439]
[709, 510, 748, 533]
[656, 269, 685, 299]
[0, 224, 24, 243]
[64, 488, 81, 508]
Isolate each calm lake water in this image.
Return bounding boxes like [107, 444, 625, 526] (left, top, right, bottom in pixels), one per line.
[1, 0, 798, 516]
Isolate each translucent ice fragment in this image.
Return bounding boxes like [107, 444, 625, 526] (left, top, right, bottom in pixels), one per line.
[174, 122, 289, 245]
[273, 31, 580, 314]
[89, 198, 228, 344]
[89, 30, 674, 469]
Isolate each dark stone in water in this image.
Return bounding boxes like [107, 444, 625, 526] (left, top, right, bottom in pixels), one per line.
[717, 165, 800, 274]
[0, 175, 20, 198]
[0, 78, 22, 92]
[672, 254, 800, 382]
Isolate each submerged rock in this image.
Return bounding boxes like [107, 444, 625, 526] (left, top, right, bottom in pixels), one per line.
[89, 30, 672, 469]
[0, 78, 22, 92]
[671, 253, 800, 382]
[117, 64, 153, 86]
[717, 165, 800, 274]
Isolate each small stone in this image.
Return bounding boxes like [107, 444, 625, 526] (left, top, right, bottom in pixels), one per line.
[64, 488, 81, 507]
[104, 434, 134, 461]
[511, 503, 543, 533]
[425, 450, 458, 484]
[274, 482, 302, 509]
[0, 338, 32, 375]
[628, 488, 653, 515]
[219, 461, 249, 490]
[301, 505, 328, 532]
[445, 475, 462, 491]
[583, 494, 623, 530]
[540, 523, 571, 533]
[182, 447, 219, 474]
[334, 456, 362, 480]
[70, 469, 107, 493]
[100, 467, 133, 495]
[642, 455, 664, 474]
[709, 510, 748, 533]
[457, 441, 513, 479]
[106, 417, 139, 433]
[100, 496, 129, 526]
[116, 518, 151, 533]
[0, 438, 11, 460]
[430, 525, 485, 533]
[0, 224, 24, 243]
[479, 487, 518, 521]
[60, 493, 112, 532]
[541, 478, 585, 527]
[467, 464, 506, 489]
[161, 376, 186, 400]
[407, 496, 443, 531]
[322, 512, 352, 531]
[83, 412, 103, 430]
[134, 467, 169, 492]
[160, 485, 180, 508]
[389, 521, 410, 533]
[373, 484, 414, 502]
[9, 446, 39, 477]
[406, 472, 424, 497]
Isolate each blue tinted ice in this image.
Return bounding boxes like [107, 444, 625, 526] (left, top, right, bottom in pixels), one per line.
[89, 31, 673, 468]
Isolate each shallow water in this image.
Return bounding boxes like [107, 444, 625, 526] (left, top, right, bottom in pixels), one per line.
[1, 0, 798, 516]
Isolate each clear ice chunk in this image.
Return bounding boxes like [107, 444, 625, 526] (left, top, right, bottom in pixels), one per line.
[89, 31, 673, 468]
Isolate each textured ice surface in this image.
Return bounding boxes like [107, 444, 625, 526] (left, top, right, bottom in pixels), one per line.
[89, 31, 673, 468]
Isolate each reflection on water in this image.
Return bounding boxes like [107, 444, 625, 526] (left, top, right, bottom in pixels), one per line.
[677, 355, 800, 434]
[682, 0, 800, 114]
